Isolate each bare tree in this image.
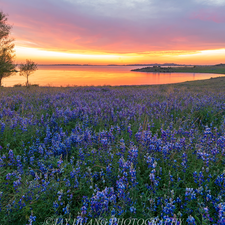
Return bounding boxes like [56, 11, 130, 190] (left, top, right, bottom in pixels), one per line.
[19, 59, 38, 86]
[0, 11, 16, 87]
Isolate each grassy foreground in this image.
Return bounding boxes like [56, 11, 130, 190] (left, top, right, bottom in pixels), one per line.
[1, 77, 225, 224]
[131, 64, 225, 74]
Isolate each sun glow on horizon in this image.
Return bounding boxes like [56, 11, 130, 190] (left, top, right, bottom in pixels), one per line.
[15, 46, 225, 65]
[15, 46, 136, 64]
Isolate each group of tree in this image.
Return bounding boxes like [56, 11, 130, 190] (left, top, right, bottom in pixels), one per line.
[0, 10, 37, 87]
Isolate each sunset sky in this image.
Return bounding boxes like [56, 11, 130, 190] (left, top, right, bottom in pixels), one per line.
[1, 0, 225, 65]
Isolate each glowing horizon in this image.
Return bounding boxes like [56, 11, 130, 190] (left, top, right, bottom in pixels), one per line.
[14, 46, 225, 65]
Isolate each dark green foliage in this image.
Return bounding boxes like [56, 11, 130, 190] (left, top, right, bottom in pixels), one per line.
[0, 11, 16, 87]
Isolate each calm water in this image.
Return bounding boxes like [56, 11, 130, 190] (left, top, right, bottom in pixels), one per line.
[3, 66, 224, 87]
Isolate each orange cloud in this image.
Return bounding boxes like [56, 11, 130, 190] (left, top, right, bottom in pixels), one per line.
[2, 0, 225, 65]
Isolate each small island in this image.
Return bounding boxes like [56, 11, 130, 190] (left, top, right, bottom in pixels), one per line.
[131, 63, 225, 74]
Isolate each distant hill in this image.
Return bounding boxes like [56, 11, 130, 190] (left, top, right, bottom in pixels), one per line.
[37, 63, 193, 67]
[215, 63, 225, 66]
[126, 63, 192, 66]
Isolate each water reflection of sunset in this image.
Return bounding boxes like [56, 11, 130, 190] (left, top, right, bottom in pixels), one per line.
[3, 66, 224, 87]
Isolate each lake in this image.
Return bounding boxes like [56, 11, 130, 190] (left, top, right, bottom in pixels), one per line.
[3, 65, 224, 87]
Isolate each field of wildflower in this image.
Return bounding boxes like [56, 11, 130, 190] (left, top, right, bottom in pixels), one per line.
[1, 78, 225, 224]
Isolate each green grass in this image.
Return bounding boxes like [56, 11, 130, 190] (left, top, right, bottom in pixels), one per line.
[1, 77, 225, 224]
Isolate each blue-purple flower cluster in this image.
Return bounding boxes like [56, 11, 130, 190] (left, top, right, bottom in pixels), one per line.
[0, 86, 225, 224]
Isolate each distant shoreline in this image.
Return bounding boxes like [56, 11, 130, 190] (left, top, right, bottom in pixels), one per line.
[37, 63, 192, 67]
[131, 64, 225, 74]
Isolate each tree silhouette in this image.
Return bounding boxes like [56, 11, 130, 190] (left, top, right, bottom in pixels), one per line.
[19, 59, 38, 87]
[0, 11, 16, 87]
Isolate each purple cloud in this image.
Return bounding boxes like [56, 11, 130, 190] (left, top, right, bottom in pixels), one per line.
[1, 0, 225, 53]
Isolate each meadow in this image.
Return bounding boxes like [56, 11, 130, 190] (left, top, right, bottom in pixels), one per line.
[1, 77, 225, 224]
